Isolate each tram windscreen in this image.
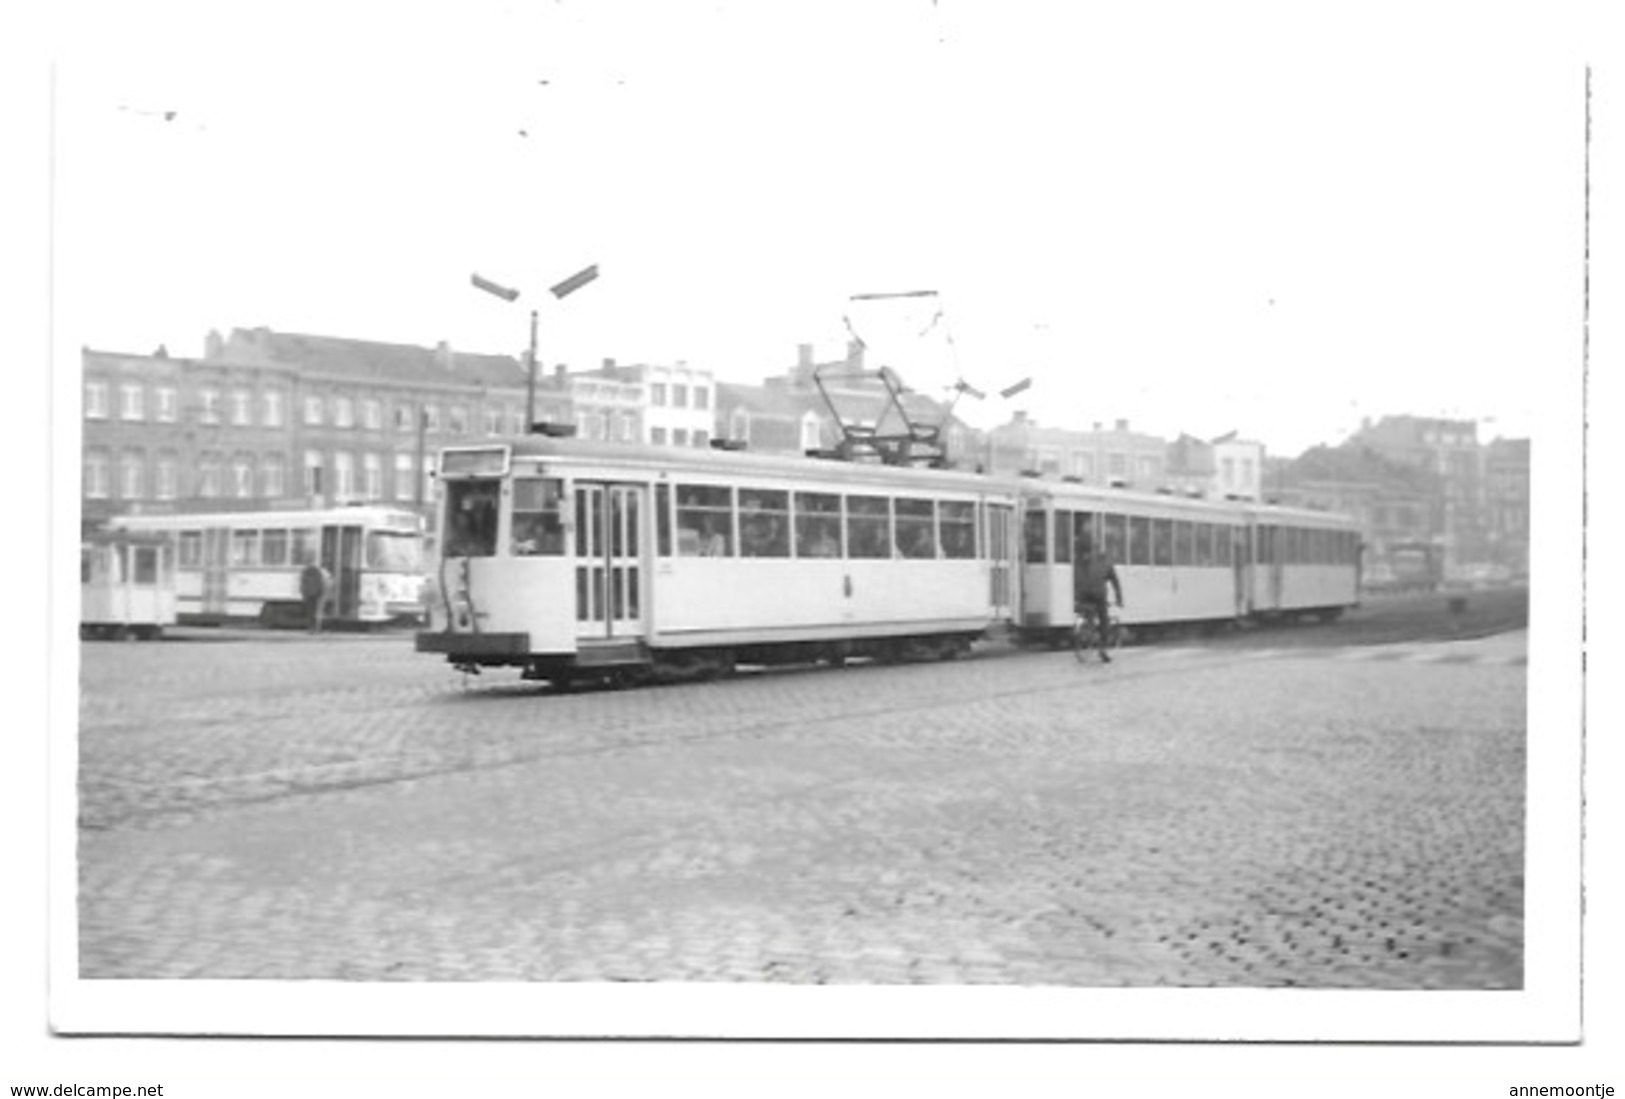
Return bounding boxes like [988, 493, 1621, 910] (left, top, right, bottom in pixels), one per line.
[444, 479, 500, 557]
[367, 530, 423, 571]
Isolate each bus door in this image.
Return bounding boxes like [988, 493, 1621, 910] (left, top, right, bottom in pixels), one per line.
[202, 528, 230, 616]
[574, 482, 645, 641]
[986, 501, 1016, 621]
[321, 524, 364, 621]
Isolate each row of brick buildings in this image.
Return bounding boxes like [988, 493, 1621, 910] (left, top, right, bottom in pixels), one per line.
[78, 328, 1530, 579]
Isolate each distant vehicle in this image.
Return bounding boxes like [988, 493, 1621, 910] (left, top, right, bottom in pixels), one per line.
[80, 529, 176, 640]
[109, 505, 428, 628]
[1378, 539, 1445, 594]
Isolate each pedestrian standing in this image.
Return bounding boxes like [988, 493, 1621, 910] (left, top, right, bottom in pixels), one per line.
[300, 562, 331, 633]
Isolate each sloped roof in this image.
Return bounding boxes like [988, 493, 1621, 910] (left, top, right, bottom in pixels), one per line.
[215, 327, 530, 389]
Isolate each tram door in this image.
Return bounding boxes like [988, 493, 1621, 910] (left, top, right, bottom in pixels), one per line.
[321, 524, 363, 621]
[986, 502, 1016, 621]
[201, 528, 230, 616]
[574, 482, 645, 640]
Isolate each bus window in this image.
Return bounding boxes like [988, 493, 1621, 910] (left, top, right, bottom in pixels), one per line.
[445, 480, 500, 557]
[895, 498, 936, 559]
[739, 488, 790, 558]
[794, 492, 841, 557]
[511, 477, 566, 557]
[676, 484, 733, 556]
[845, 495, 891, 559]
[939, 500, 975, 559]
[1023, 507, 1048, 564]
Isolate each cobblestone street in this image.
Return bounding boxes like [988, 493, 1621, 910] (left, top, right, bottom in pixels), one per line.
[76, 626, 1528, 990]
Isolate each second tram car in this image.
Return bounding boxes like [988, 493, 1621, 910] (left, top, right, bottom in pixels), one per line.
[110, 505, 428, 627]
[417, 438, 1362, 684]
[80, 530, 177, 640]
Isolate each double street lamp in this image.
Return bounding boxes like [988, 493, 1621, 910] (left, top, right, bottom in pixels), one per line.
[471, 264, 600, 433]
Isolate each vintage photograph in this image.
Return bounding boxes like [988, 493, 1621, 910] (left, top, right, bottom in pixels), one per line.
[47, 0, 1592, 1061]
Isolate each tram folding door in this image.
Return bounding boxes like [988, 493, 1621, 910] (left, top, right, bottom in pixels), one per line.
[201, 528, 230, 616]
[573, 482, 645, 641]
[986, 502, 1016, 621]
[321, 525, 363, 620]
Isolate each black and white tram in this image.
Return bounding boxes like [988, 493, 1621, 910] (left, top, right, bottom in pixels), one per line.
[416, 437, 1362, 684]
[417, 438, 1021, 685]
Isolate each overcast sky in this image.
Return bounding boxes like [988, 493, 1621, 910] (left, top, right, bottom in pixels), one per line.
[54, 1, 1591, 455]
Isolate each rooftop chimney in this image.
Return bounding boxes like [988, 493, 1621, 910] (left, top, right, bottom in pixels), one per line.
[797, 343, 814, 368]
[1115, 418, 1129, 432]
[435, 340, 454, 371]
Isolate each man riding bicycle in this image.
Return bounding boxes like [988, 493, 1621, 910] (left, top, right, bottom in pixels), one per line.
[1073, 535, 1124, 663]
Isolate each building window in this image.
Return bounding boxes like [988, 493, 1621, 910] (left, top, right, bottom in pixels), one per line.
[693, 430, 709, 448]
[395, 453, 415, 502]
[199, 388, 221, 424]
[153, 454, 177, 500]
[395, 404, 415, 431]
[483, 408, 502, 436]
[120, 383, 144, 421]
[362, 399, 382, 431]
[304, 396, 324, 426]
[120, 451, 144, 499]
[694, 386, 709, 411]
[1108, 452, 1127, 478]
[304, 450, 324, 495]
[261, 455, 284, 498]
[84, 449, 110, 498]
[800, 415, 821, 453]
[423, 405, 441, 433]
[650, 426, 668, 445]
[198, 454, 222, 498]
[617, 413, 635, 443]
[448, 406, 467, 434]
[673, 428, 689, 446]
[262, 390, 284, 427]
[650, 382, 668, 407]
[85, 382, 109, 420]
[335, 397, 355, 428]
[334, 452, 355, 499]
[231, 454, 254, 498]
[363, 453, 382, 500]
[507, 407, 525, 435]
[673, 384, 689, 409]
[155, 386, 178, 422]
[230, 389, 252, 426]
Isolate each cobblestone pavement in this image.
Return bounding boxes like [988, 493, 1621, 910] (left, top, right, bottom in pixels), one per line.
[76, 628, 1527, 989]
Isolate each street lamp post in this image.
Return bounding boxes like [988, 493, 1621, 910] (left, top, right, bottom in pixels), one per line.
[471, 265, 599, 433]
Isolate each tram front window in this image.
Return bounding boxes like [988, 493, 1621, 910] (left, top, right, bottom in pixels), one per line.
[445, 479, 499, 557]
[367, 530, 422, 571]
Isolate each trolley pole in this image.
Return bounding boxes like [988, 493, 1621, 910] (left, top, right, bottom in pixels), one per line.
[472, 265, 599, 435]
[525, 307, 539, 433]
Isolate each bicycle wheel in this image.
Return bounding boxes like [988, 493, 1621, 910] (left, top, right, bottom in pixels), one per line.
[1072, 614, 1097, 663]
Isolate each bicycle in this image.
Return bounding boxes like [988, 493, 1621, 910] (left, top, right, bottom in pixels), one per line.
[1072, 602, 1124, 663]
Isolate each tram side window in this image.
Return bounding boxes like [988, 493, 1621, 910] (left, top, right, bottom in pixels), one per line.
[511, 477, 566, 556]
[290, 528, 319, 566]
[1071, 511, 1096, 560]
[895, 497, 936, 559]
[794, 492, 841, 557]
[262, 529, 289, 567]
[656, 484, 672, 557]
[178, 530, 202, 568]
[1101, 513, 1127, 564]
[1052, 509, 1072, 564]
[231, 530, 259, 567]
[133, 546, 159, 584]
[1127, 516, 1151, 566]
[1151, 518, 1173, 566]
[1193, 523, 1212, 566]
[81, 547, 93, 584]
[676, 484, 733, 556]
[738, 488, 790, 558]
[940, 500, 976, 559]
[445, 479, 500, 557]
[1174, 520, 1194, 566]
[845, 495, 891, 559]
[1022, 508, 1047, 563]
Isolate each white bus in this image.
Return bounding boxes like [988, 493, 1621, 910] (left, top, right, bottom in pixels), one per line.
[110, 505, 427, 628]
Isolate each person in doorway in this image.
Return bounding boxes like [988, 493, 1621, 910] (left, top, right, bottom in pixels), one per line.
[300, 561, 332, 633]
[1073, 535, 1124, 662]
